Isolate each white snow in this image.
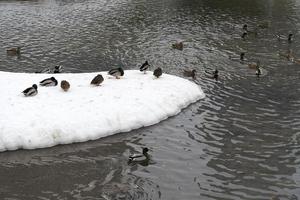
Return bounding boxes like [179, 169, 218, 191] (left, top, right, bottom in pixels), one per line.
[0, 70, 205, 151]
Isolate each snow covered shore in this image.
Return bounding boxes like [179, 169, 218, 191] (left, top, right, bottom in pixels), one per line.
[0, 70, 205, 151]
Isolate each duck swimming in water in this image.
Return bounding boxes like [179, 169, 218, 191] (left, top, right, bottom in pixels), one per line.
[205, 69, 219, 81]
[7, 47, 21, 56]
[276, 33, 293, 42]
[129, 147, 150, 162]
[183, 69, 196, 79]
[90, 74, 104, 86]
[153, 67, 162, 78]
[278, 49, 294, 61]
[242, 24, 258, 37]
[108, 67, 124, 79]
[22, 84, 38, 97]
[229, 52, 246, 62]
[241, 32, 248, 39]
[54, 65, 63, 73]
[140, 61, 150, 73]
[248, 60, 260, 69]
[40, 77, 58, 87]
[60, 80, 70, 92]
[172, 41, 183, 50]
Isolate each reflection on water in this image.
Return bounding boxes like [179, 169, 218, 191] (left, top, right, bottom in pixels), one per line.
[0, 0, 300, 199]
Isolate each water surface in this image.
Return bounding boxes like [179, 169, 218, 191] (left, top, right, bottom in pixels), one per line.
[0, 0, 300, 199]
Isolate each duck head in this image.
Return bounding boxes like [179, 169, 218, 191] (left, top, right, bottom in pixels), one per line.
[288, 33, 293, 41]
[142, 147, 149, 155]
[241, 32, 247, 39]
[32, 84, 38, 89]
[118, 67, 124, 76]
[242, 24, 248, 31]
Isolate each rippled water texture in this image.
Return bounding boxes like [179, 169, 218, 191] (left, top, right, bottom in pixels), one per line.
[1, 0, 300, 199]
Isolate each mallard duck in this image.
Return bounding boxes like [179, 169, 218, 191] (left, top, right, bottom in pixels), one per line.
[242, 24, 258, 36]
[229, 52, 245, 61]
[139, 61, 150, 73]
[128, 147, 150, 162]
[153, 67, 162, 78]
[241, 32, 248, 39]
[90, 74, 104, 86]
[205, 69, 219, 81]
[22, 84, 38, 97]
[7, 47, 21, 56]
[60, 80, 70, 92]
[278, 50, 294, 61]
[108, 67, 124, 79]
[35, 68, 51, 74]
[39, 77, 58, 87]
[54, 65, 63, 73]
[248, 60, 260, 69]
[183, 69, 196, 79]
[172, 42, 183, 50]
[276, 33, 293, 42]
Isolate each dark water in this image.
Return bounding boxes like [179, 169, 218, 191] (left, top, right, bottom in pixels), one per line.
[1, 0, 300, 199]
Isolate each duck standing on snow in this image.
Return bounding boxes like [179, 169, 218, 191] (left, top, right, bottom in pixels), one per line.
[40, 77, 58, 86]
[90, 74, 104, 86]
[128, 147, 150, 163]
[183, 69, 196, 79]
[22, 84, 38, 97]
[108, 67, 124, 79]
[140, 61, 150, 73]
[54, 65, 63, 73]
[61, 80, 70, 91]
[7, 47, 21, 56]
[153, 67, 162, 78]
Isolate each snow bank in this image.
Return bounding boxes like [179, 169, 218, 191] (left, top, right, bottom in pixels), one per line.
[0, 70, 204, 151]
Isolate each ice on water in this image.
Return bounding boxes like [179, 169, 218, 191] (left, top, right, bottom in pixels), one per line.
[0, 70, 205, 151]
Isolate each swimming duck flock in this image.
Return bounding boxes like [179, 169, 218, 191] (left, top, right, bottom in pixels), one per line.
[0, 63, 204, 151]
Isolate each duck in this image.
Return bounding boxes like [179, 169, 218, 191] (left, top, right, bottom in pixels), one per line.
[229, 52, 246, 62]
[108, 67, 124, 79]
[60, 80, 70, 92]
[139, 61, 150, 73]
[54, 65, 63, 73]
[242, 24, 258, 36]
[172, 41, 183, 50]
[39, 77, 58, 87]
[35, 68, 51, 74]
[128, 147, 150, 162]
[205, 69, 219, 81]
[248, 60, 260, 69]
[90, 74, 104, 86]
[153, 67, 162, 78]
[183, 69, 196, 79]
[276, 33, 293, 42]
[6, 47, 21, 56]
[241, 32, 248, 39]
[278, 49, 294, 61]
[22, 84, 38, 97]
